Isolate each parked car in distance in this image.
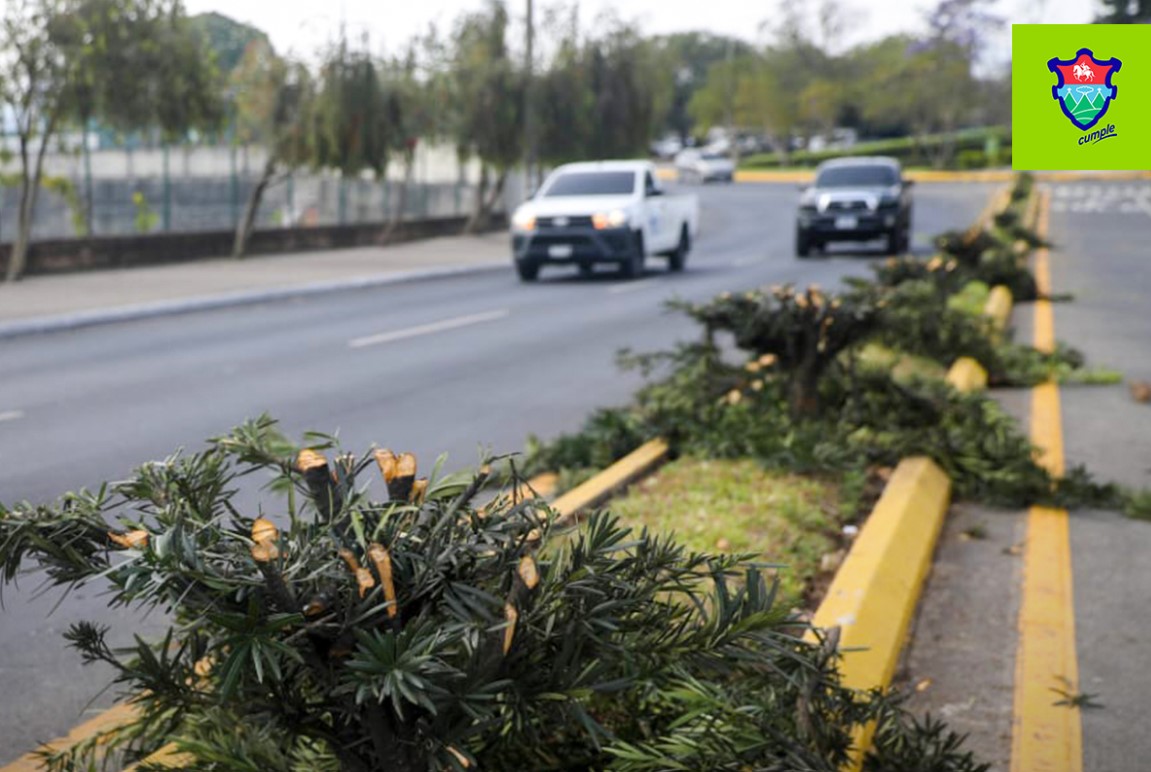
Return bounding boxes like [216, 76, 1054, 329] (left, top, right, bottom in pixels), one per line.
[509, 160, 700, 282]
[674, 148, 735, 184]
[795, 156, 913, 257]
[650, 134, 684, 160]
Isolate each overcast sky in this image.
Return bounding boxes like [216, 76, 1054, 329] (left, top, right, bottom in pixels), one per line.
[183, 0, 1094, 64]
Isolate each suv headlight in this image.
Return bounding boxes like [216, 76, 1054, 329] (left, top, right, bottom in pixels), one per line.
[592, 209, 628, 230]
[512, 210, 536, 231]
[798, 190, 817, 212]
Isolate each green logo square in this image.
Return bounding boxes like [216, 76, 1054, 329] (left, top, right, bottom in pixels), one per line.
[1013, 24, 1151, 170]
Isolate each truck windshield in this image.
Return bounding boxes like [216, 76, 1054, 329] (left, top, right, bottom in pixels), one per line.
[815, 166, 898, 187]
[543, 172, 636, 197]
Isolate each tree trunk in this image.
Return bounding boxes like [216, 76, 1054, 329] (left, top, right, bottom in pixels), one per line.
[464, 164, 490, 234]
[360, 704, 418, 772]
[7, 193, 34, 283]
[381, 151, 415, 243]
[482, 169, 508, 226]
[788, 366, 821, 417]
[788, 343, 823, 417]
[233, 156, 277, 259]
[6, 127, 51, 283]
[465, 167, 505, 235]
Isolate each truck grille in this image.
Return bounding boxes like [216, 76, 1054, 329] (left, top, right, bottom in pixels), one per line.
[825, 200, 869, 212]
[537, 215, 594, 229]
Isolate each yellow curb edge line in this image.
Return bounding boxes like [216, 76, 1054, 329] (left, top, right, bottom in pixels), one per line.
[811, 455, 952, 770]
[549, 438, 670, 521]
[1009, 189, 1082, 772]
[0, 704, 139, 772]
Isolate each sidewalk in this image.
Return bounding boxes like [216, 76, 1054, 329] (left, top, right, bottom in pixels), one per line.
[901, 183, 1151, 771]
[0, 233, 509, 336]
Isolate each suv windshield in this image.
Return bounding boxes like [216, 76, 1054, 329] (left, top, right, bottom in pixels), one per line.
[815, 165, 899, 187]
[543, 171, 636, 197]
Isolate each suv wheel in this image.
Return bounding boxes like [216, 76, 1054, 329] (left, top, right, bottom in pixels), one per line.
[885, 228, 902, 256]
[516, 261, 540, 282]
[796, 228, 812, 258]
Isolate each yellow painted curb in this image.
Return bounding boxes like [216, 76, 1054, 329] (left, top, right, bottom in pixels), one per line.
[124, 744, 192, 770]
[983, 285, 1013, 331]
[810, 456, 952, 769]
[549, 439, 669, 521]
[1010, 189, 1082, 772]
[0, 704, 139, 772]
[945, 356, 988, 392]
[734, 170, 815, 183]
[510, 471, 558, 502]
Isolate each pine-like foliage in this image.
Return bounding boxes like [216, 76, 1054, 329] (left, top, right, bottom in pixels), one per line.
[1, 416, 939, 772]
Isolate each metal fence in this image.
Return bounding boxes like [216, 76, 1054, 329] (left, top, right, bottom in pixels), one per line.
[0, 141, 504, 243]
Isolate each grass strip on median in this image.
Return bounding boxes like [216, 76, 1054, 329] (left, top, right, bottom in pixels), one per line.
[607, 457, 854, 605]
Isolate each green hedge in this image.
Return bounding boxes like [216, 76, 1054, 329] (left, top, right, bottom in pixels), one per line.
[741, 127, 1011, 170]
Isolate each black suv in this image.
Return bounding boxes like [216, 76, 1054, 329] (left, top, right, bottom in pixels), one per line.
[795, 157, 913, 257]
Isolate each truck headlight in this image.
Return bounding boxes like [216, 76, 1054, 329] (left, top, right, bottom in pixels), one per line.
[512, 211, 536, 231]
[592, 209, 628, 230]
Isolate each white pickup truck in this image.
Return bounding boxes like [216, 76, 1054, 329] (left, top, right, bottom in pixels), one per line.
[509, 160, 700, 281]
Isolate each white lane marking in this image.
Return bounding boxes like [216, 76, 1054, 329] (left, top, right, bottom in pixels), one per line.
[731, 256, 763, 267]
[0, 410, 24, 423]
[349, 309, 510, 349]
[1051, 182, 1151, 217]
[607, 278, 659, 295]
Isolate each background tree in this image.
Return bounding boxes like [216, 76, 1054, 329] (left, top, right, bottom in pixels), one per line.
[0, 0, 220, 282]
[687, 4, 826, 164]
[534, 15, 672, 167]
[583, 19, 670, 159]
[229, 39, 314, 257]
[450, 0, 523, 233]
[1095, 0, 1151, 22]
[650, 32, 751, 142]
[535, 8, 594, 167]
[889, 0, 999, 167]
[379, 43, 438, 240]
[312, 37, 389, 180]
[189, 11, 273, 76]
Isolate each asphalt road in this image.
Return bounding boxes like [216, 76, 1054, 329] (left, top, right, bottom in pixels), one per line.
[0, 181, 992, 761]
[1048, 181, 1151, 772]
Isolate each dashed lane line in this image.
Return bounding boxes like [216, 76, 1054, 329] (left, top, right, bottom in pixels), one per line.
[348, 309, 510, 349]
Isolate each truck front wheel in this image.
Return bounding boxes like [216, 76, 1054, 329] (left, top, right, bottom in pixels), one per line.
[516, 261, 540, 282]
[668, 226, 690, 272]
[620, 232, 645, 279]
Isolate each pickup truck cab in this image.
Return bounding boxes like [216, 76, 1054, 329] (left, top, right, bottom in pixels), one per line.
[510, 160, 700, 281]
